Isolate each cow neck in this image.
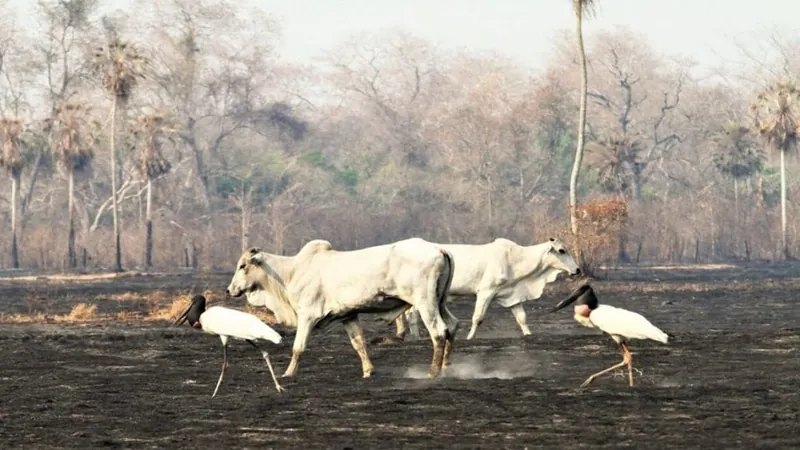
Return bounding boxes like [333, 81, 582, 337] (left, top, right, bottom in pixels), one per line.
[252, 251, 299, 328]
[508, 241, 551, 279]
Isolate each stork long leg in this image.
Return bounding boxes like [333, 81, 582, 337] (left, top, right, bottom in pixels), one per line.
[580, 342, 634, 388]
[211, 344, 229, 398]
[248, 340, 285, 393]
[622, 343, 634, 387]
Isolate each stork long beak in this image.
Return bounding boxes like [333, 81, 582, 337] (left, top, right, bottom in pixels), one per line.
[550, 284, 591, 313]
[173, 306, 191, 326]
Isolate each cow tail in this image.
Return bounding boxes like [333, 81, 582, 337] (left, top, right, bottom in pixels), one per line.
[436, 249, 455, 307]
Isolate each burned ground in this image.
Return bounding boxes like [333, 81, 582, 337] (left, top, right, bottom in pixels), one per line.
[0, 263, 799, 449]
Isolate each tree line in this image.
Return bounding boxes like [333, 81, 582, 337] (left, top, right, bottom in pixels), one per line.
[0, 0, 798, 272]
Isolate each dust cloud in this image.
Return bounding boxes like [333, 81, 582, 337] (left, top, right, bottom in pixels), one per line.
[403, 353, 543, 380]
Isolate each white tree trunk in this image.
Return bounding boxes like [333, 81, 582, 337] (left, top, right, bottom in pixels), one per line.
[111, 97, 123, 271]
[569, 4, 589, 236]
[68, 170, 77, 268]
[144, 179, 153, 267]
[10, 174, 19, 269]
[780, 149, 789, 259]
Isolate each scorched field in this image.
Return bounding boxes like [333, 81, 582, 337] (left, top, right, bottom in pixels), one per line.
[0, 262, 799, 449]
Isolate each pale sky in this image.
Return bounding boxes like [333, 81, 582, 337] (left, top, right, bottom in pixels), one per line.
[261, 0, 795, 72]
[6, 0, 798, 77]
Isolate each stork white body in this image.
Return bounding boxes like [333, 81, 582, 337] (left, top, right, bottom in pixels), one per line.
[575, 304, 669, 345]
[552, 284, 668, 387]
[198, 307, 283, 346]
[174, 295, 285, 397]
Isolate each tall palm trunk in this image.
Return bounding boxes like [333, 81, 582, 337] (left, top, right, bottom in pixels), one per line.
[780, 146, 789, 259]
[733, 177, 739, 257]
[240, 184, 250, 251]
[67, 170, 77, 268]
[144, 178, 153, 267]
[569, 3, 589, 236]
[110, 97, 122, 272]
[10, 173, 19, 269]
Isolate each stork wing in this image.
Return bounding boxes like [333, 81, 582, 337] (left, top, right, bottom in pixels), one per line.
[200, 307, 283, 344]
[590, 305, 668, 344]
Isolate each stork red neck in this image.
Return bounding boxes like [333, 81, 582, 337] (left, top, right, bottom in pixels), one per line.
[575, 304, 592, 317]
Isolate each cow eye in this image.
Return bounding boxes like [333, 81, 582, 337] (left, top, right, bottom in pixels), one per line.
[238, 264, 246, 270]
[558, 249, 566, 254]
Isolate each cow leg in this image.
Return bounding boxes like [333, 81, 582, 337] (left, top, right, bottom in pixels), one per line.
[407, 308, 422, 339]
[394, 315, 407, 341]
[371, 306, 412, 346]
[467, 289, 496, 340]
[441, 305, 460, 373]
[416, 306, 447, 378]
[283, 315, 315, 378]
[510, 303, 532, 336]
[343, 317, 375, 378]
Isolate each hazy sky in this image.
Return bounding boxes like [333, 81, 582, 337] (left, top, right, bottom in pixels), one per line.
[7, 0, 798, 76]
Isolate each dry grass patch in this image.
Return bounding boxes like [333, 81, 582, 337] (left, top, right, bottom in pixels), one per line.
[67, 303, 98, 321]
[147, 295, 192, 321]
[0, 303, 100, 324]
[0, 312, 50, 324]
[243, 304, 278, 325]
[0, 272, 146, 283]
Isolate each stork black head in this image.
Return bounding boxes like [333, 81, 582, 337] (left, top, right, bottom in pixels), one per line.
[550, 283, 599, 313]
[173, 294, 207, 328]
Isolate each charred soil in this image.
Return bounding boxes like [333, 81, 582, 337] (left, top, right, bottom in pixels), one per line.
[1, 264, 799, 449]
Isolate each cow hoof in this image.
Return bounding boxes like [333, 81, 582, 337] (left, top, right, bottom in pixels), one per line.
[370, 336, 404, 345]
[362, 371, 374, 379]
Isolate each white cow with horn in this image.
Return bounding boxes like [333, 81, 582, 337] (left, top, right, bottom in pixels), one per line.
[226, 238, 459, 379]
[395, 237, 581, 341]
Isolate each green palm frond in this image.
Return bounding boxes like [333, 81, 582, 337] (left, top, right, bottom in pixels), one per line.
[132, 112, 177, 179]
[585, 133, 644, 194]
[0, 117, 25, 177]
[750, 79, 800, 152]
[712, 122, 764, 179]
[53, 101, 94, 172]
[93, 36, 147, 102]
[572, 0, 596, 17]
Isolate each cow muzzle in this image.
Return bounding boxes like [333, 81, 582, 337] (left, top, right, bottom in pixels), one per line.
[225, 287, 243, 298]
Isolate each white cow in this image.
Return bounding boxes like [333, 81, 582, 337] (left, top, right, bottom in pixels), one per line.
[395, 237, 580, 341]
[225, 238, 459, 379]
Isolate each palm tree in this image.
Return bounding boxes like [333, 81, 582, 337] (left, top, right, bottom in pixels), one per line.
[0, 117, 25, 269]
[584, 133, 641, 262]
[711, 122, 763, 219]
[750, 79, 800, 260]
[93, 34, 146, 272]
[568, 0, 596, 236]
[53, 102, 94, 268]
[585, 133, 645, 199]
[131, 113, 174, 268]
